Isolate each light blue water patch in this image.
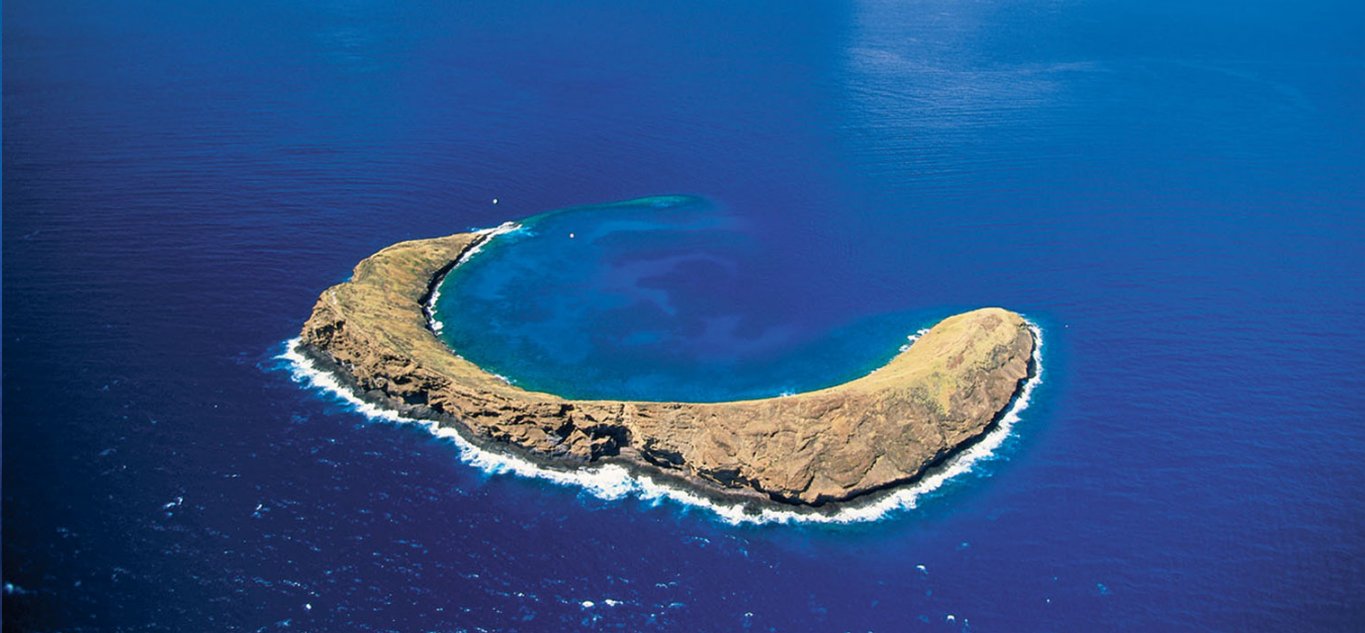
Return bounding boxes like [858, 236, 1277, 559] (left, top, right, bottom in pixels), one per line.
[432, 195, 930, 402]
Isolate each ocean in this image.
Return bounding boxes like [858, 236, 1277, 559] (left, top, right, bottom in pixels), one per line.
[4, 0, 1364, 630]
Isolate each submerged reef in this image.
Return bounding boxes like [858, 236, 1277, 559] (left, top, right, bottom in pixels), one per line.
[298, 227, 1035, 507]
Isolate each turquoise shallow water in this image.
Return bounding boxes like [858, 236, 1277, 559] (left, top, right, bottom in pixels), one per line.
[433, 195, 933, 402]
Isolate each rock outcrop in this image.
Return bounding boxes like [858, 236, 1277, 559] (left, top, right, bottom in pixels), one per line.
[299, 230, 1035, 507]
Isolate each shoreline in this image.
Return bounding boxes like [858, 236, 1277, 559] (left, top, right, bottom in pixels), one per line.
[279, 322, 1043, 524]
[296, 222, 1039, 508]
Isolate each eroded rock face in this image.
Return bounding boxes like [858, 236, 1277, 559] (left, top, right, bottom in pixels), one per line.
[299, 231, 1035, 507]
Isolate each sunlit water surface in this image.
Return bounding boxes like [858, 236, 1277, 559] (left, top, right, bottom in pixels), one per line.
[5, 0, 1364, 630]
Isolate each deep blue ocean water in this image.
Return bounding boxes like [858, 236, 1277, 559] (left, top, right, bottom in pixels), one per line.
[5, 0, 1365, 630]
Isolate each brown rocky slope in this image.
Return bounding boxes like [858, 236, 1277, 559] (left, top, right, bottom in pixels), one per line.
[298, 229, 1036, 507]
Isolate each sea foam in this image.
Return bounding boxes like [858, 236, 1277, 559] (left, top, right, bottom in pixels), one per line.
[277, 323, 1041, 526]
[283, 222, 1044, 525]
[423, 221, 524, 331]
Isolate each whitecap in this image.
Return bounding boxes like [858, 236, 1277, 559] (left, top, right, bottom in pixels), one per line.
[898, 327, 930, 353]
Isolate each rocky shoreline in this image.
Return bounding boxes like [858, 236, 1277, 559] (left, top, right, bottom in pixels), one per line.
[298, 228, 1036, 508]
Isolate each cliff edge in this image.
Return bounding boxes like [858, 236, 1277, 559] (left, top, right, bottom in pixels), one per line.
[298, 229, 1035, 507]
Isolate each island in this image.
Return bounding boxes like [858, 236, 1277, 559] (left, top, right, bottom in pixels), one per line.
[297, 228, 1036, 507]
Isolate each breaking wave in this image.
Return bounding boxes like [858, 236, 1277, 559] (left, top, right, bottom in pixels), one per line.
[424, 221, 524, 332]
[275, 323, 1043, 526]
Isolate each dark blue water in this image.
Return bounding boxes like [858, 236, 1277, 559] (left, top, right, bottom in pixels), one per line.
[5, 0, 1364, 630]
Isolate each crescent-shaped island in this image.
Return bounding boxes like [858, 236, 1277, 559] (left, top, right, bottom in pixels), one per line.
[297, 225, 1037, 508]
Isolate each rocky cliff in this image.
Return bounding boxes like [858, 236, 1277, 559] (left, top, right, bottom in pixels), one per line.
[298, 230, 1035, 507]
